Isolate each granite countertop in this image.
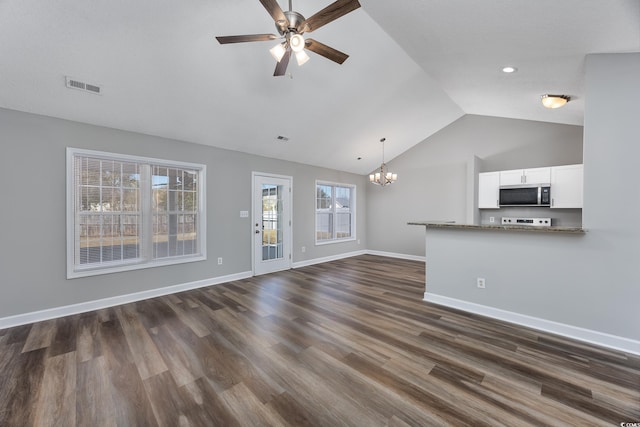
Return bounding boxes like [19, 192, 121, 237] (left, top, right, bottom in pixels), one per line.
[408, 221, 586, 234]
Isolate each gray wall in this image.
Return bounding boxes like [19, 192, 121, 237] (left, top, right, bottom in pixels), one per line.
[419, 53, 640, 341]
[579, 52, 640, 338]
[366, 115, 584, 256]
[0, 108, 366, 318]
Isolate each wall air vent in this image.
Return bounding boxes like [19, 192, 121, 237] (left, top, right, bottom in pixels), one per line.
[65, 76, 102, 95]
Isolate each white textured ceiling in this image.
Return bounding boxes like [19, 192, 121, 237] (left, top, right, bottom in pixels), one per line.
[0, 0, 638, 174]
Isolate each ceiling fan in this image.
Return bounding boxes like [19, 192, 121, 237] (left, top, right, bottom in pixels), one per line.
[216, 0, 361, 76]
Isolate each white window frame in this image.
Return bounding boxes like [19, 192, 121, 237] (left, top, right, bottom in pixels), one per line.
[315, 180, 356, 245]
[66, 148, 206, 278]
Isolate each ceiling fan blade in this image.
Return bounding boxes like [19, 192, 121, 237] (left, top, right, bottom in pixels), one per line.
[216, 34, 278, 44]
[297, 0, 361, 33]
[305, 39, 349, 64]
[259, 0, 289, 32]
[273, 49, 291, 76]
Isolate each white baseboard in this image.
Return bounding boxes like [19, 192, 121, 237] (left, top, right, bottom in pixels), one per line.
[0, 271, 253, 329]
[0, 250, 423, 329]
[292, 250, 367, 269]
[0, 251, 424, 330]
[365, 250, 426, 262]
[12, 252, 634, 357]
[424, 292, 640, 356]
[291, 250, 425, 269]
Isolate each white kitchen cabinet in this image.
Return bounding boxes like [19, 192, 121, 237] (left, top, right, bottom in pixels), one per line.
[550, 164, 583, 208]
[478, 172, 500, 209]
[499, 169, 525, 186]
[524, 167, 551, 185]
[500, 167, 551, 186]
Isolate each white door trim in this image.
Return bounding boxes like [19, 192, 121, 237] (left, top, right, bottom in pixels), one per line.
[251, 172, 293, 276]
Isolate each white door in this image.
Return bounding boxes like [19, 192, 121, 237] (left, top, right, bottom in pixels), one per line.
[252, 173, 292, 276]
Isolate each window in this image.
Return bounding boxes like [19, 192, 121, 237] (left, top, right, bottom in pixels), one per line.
[67, 148, 206, 278]
[316, 181, 356, 244]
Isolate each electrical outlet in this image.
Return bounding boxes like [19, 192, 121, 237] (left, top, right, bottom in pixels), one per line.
[301, 246, 306, 253]
[489, 217, 495, 223]
[218, 257, 223, 265]
[477, 277, 486, 288]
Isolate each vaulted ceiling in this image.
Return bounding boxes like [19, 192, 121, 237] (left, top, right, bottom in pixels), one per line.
[1, 0, 638, 174]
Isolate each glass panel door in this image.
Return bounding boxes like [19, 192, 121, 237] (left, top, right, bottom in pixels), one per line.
[253, 174, 292, 276]
[261, 184, 283, 261]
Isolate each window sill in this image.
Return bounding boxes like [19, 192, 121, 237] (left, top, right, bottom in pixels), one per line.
[315, 237, 356, 246]
[67, 254, 206, 279]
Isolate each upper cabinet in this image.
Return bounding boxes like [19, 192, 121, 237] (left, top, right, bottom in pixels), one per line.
[500, 167, 551, 186]
[478, 171, 500, 209]
[478, 164, 583, 210]
[550, 164, 583, 208]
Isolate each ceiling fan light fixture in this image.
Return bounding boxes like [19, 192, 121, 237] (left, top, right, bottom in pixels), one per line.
[295, 49, 310, 66]
[269, 43, 287, 62]
[541, 94, 570, 109]
[216, 0, 361, 76]
[289, 34, 305, 52]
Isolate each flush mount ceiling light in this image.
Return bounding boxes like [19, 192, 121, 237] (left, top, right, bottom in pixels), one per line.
[541, 94, 570, 109]
[369, 138, 398, 187]
[216, 0, 359, 76]
[501, 66, 518, 73]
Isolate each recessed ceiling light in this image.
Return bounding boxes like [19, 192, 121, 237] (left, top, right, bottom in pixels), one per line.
[501, 66, 517, 73]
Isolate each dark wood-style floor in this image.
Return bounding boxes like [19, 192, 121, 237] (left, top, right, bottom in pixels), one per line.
[1, 255, 638, 426]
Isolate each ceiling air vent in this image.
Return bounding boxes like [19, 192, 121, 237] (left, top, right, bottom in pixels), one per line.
[65, 76, 102, 95]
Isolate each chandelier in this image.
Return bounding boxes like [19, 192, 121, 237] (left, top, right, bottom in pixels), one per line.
[369, 137, 398, 186]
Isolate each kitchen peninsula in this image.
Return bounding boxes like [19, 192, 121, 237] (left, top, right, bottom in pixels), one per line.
[408, 220, 597, 349]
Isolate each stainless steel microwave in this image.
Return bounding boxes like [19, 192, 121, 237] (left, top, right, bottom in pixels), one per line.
[499, 186, 551, 206]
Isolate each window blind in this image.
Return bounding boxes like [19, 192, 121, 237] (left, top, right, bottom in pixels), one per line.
[67, 148, 206, 278]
